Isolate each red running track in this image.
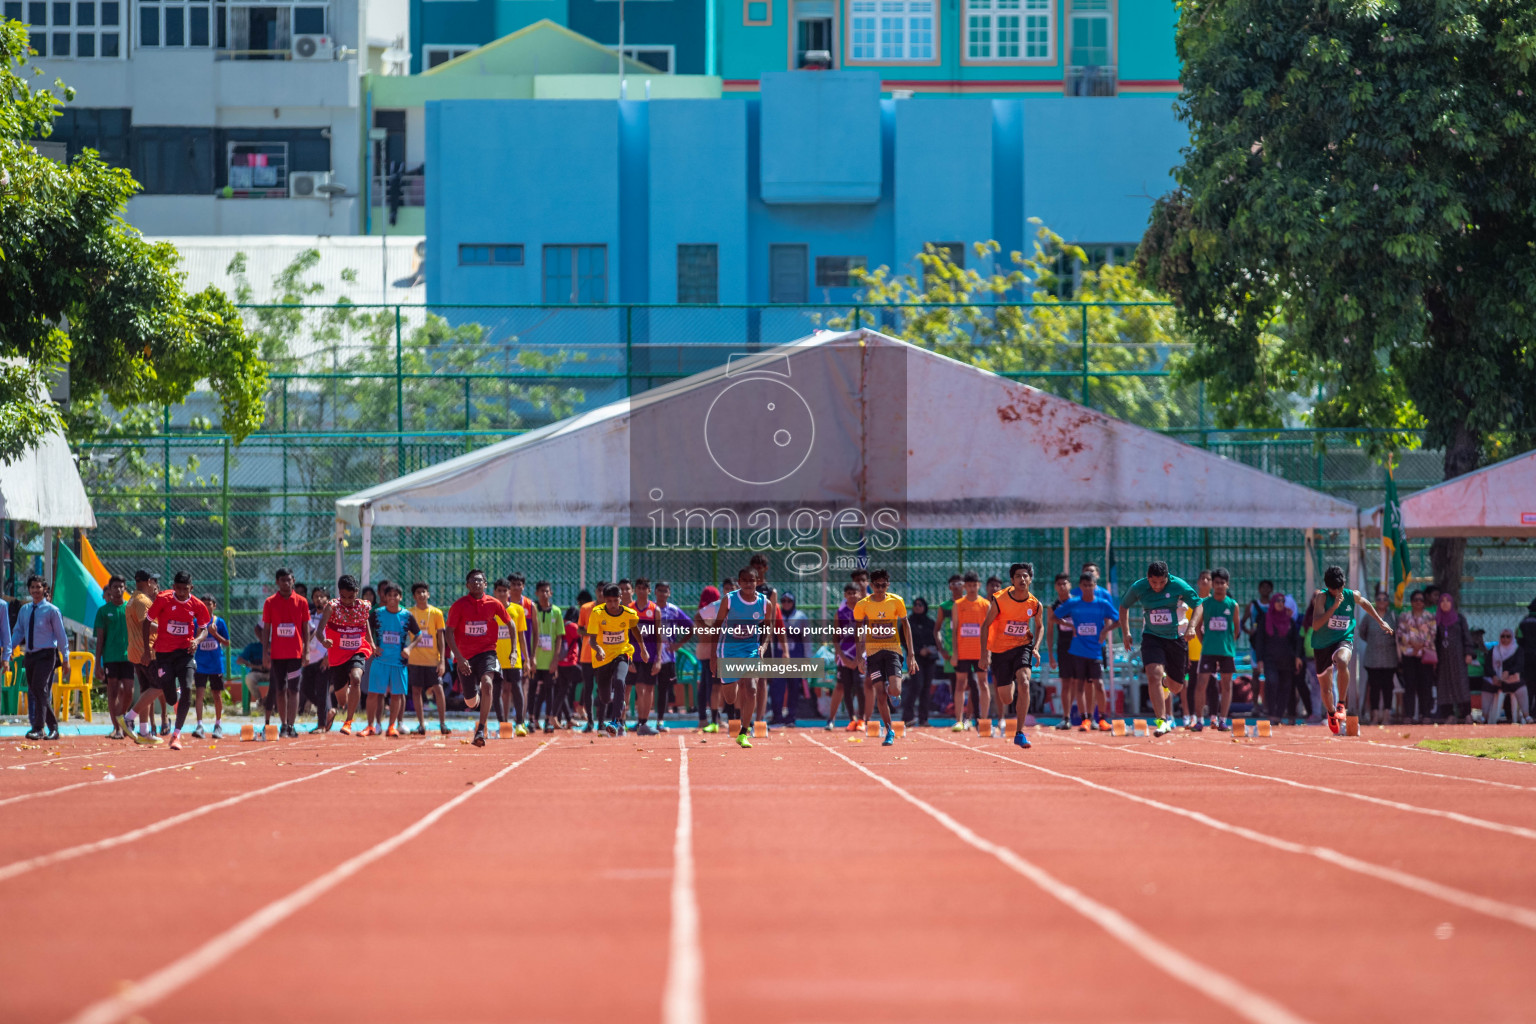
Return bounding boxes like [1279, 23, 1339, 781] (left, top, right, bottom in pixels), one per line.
[2, 723, 1534, 1023]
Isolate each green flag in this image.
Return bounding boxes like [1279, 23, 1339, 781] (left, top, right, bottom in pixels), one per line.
[1382, 464, 1412, 610]
[53, 539, 105, 635]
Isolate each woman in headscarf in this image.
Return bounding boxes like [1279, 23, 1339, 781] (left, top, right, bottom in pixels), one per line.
[1434, 592, 1475, 722]
[1358, 592, 1400, 725]
[904, 596, 939, 728]
[1255, 593, 1302, 725]
[692, 585, 723, 731]
[1489, 628, 1526, 725]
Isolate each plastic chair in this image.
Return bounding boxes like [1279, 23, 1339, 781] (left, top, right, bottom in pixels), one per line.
[1, 650, 23, 716]
[54, 651, 96, 723]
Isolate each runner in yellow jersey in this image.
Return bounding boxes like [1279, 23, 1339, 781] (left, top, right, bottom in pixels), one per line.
[493, 578, 531, 736]
[588, 583, 648, 737]
[853, 568, 914, 747]
[406, 582, 450, 736]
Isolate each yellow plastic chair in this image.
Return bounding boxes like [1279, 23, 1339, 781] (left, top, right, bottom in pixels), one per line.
[54, 651, 96, 723]
[2, 650, 24, 717]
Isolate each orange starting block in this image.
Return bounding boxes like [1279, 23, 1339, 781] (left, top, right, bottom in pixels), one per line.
[727, 718, 742, 737]
[240, 723, 255, 741]
[1002, 717, 1017, 737]
[866, 719, 882, 737]
[499, 722, 513, 739]
[978, 719, 993, 738]
[753, 720, 768, 738]
[1111, 719, 1127, 737]
[263, 724, 279, 742]
[893, 721, 905, 738]
[1232, 719, 1248, 738]
[1345, 715, 1360, 737]
[1256, 720, 1273, 738]
[1132, 719, 1149, 737]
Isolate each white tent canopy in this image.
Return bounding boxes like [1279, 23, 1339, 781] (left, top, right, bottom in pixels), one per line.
[1, 426, 95, 528]
[1374, 448, 1536, 539]
[337, 330, 1358, 583]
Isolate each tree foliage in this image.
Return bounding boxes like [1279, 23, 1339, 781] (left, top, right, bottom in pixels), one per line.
[1138, 0, 1536, 587]
[837, 229, 1197, 429]
[0, 21, 266, 464]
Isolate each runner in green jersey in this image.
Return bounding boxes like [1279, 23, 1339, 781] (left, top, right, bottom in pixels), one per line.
[1190, 568, 1240, 731]
[532, 582, 565, 732]
[1118, 561, 1200, 736]
[1309, 564, 1394, 734]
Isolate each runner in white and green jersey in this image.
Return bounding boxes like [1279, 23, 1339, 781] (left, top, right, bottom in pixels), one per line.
[1309, 564, 1394, 735]
[1190, 567, 1239, 731]
[1118, 561, 1200, 736]
[532, 581, 565, 733]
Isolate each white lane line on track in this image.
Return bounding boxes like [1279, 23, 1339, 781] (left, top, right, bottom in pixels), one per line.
[663, 736, 704, 1024]
[1186, 736, 1536, 792]
[60, 737, 557, 1024]
[0, 746, 399, 883]
[0, 745, 296, 808]
[803, 735, 1313, 1024]
[1041, 732, 1536, 843]
[919, 732, 1536, 933]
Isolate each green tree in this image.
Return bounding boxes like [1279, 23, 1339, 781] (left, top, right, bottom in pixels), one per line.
[1139, 0, 1536, 592]
[838, 229, 1196, 429]
[0, 22, 266, 463]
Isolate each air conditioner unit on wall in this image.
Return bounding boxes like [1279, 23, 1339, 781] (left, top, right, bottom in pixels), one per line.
[289, 171, 332, 198]
[292, 34, 333, 60]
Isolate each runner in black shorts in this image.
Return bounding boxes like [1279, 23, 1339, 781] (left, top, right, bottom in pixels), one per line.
[1046, 574, 1078, 728]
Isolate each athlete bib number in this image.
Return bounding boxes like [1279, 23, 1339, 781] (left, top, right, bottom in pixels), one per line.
[416, 632, 435, 647]
[464, 621, 488, 637]
[199, 638, 220, 651]
[1076, 622, 1100, 637]
[166, 621, 190, 636]
[381, 632, 401, 646]
[497, 623, 511, 640]
[275, 622, 297, 638]
[958, 623, 982, 638]
[602, 630, 625, 645]
[1148, 609, 1174, 627]
[1328, 615, 1350, 631]
[1208, 616, 1229, 633]
[538, 635, 553, 651]
[1003, 620, 1031, 638]
[339, 635, 362, 651]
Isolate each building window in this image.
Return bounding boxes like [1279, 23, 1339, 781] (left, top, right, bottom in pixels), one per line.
[769, 244, 808, 303]
[677, 244, 718, 304]
[543, 245, 607, 304]
[793, 0, 834, 68]
[1066, 0, 1114, 93]
[620, 44, 672, 72]
[459, 244, 524, 267]
[926, 242, 964, 267]
[226, 140, 288, 196]
[815, 255, 866, 288]
[424, 44, 475, 68]
[8, 0, 122, 56]
[744, 0, 770, 25]
[848, 0, 933, 61]
[966, 0, 1049, 61]
[1046, 243, 1134, 298]
[136, 0, 217, 48]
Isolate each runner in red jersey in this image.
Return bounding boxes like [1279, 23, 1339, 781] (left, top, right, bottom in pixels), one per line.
[261, 567, 310, 738]
[316, 574, 375, 734]
[132, 571, 210, 750]
[445, 568, 511, 747]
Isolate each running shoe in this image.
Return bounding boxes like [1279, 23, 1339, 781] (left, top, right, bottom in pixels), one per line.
[882, 728, 896, 746]
[583, 720, 597, 734]
[122, 710, 137, 733]
[108, 727, 124, 740]
[440, 726, 452, 737]
[169, 732, 182, 750]
[635, 722, 657, 736]
[159, 722, 171, 736]
[1153, 718, 1172, 737]
[45, 730, 59, 741]
[1191, 720, 1204, 732]
[1077, 721, 1089, 732]
[702, 722, 720, 734]
[340, 721, 354, 736]
[514, 723, 529, 737]
[1098, 718, 1113, 732]
[735, 732, 752, 749]
[211, 723, 223, 739]
[951, 720, 966, 733]
[1053, 719, 1070, 730]
[604, 722, 618, 737]
[24, 729, 42, 740]
[191, 725, 205, 739]
[386, 725, 400, 738]
[544, 722, 556, 734]
[1215, 718, 1229, 732]
[1013, 731, 1032, 749]
[132, 730, 163, 746]
[1327, 713, 1341, 735]
[412, 724, 427, 736]
[656, 721, 669, 732]
[846, 719, 863, 732]
[472, 726, 487, 747]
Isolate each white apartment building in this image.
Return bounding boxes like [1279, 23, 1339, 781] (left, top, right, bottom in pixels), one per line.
[12, 0, 373, 234]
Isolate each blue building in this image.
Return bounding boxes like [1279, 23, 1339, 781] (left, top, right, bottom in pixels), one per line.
[424, 70, 1183, 306]
[412, 0, 1179, 97]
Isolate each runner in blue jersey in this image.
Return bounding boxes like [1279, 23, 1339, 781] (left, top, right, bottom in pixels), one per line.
[709, 566, 772, 749]
[191, 594, 230, 739]
[1052, 574, 1121, 722]
[365, 581, 419, 737]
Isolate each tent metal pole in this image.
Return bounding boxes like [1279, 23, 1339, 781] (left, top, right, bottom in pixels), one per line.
[1303, 529, 1316, 599]
[1348, 526, 1362, 594]
[579, 526, 587, 594]
[334, 521, 345, 581]
[361, 510, 374, 590]
[611, 524, 619, 582]
[1062, 527, 1070, 576]
[42, 527, 54, 586]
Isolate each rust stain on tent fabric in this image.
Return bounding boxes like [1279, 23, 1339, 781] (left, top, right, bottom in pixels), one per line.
[995, 391, 1092, 458]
